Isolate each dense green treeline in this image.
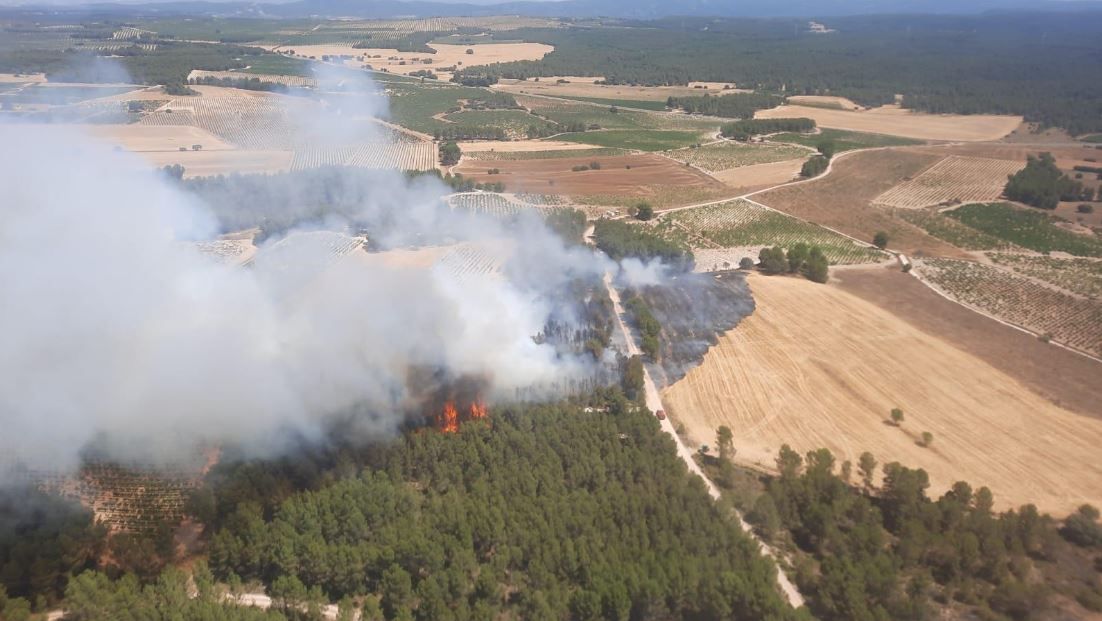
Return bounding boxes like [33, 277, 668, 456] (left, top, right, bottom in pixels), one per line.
[454, 13, 1102, 134]
[202, 399, 805, 621]
[0, 488, 106, 607]
[720, 118, 816, 141]
[623, 294, 662, 360]
[593, 219, 694, 272]
[666, 92, 783, 119]
[1004, 153, 1091, 209]
[743, 445, 1102, 621]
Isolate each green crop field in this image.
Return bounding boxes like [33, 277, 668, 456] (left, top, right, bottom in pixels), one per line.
[444, 109, 549, 135]
[668, 141, 808, 171]
[772, 128, 923, 151]
[666, 199, 887, 264]
[518, 94, 719, 133]
[557, 129, 707, 151]
[1081, 134, 1102, 143]
[385, 82, 495, 133]
[554, 96, 669, 111]
[946, 202, 1102, 257]
[242, 53, 314, 76]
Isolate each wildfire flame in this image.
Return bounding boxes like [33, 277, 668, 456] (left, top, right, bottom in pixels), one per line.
[469, 400, 488, 420]
[439, 401, 460, 433]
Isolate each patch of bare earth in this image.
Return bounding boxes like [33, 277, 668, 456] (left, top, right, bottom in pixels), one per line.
[663, 271, 1102, 515]
[454, 153, 724, 196]
[756, 104, 1022, 142]
[709, 157, 807, 193]
[754, 149, 970, 258]
[833, 265, 1102, 418]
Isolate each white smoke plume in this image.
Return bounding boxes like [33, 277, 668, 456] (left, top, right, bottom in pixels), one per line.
[0, 65, 613, 477]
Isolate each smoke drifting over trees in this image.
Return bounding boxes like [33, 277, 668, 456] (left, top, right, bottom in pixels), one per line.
[0, 68, 616, 478]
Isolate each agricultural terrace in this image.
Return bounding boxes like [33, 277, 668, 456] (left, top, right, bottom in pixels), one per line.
[915, 258, 1102, 357]
[873, 156, 1024, 209]
[667, 141, 809, 172]
[446, 192, 542, 218]
[140, 92, 298, 149]
[290, 142, 435, 171]
[756, 104, 1022, 142]
[662, 199, 888, 265]
[945, 203, 1102, 257]
[987, 253, 1102, 299]
[662, 272, 1102, 514]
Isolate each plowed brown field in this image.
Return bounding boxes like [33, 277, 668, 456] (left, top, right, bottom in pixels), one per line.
[455, 153, 725, 196]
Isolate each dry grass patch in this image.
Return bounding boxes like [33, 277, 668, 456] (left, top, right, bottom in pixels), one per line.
[83, 124, 235, 151]
[756, 104, 1022, 142]
[663, 272, 1102, 515]
[140, 149, 294, 177]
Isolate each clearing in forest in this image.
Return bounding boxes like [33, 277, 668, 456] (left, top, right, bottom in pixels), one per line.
[872, 156, 1024, 209]
[756, 104, 1022, 141]
[662, 272, 1102, 515]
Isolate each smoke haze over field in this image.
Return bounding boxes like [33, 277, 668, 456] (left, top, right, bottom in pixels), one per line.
[0, 71, 614, 478]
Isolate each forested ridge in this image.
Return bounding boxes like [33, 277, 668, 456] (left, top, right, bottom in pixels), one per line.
[196, 396, 804, 621]
[722, 446, 1102, 621]
[454, 13, 1102, 134]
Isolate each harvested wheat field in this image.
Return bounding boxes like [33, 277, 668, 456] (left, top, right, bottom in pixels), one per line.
[756, 104, 1022, 141]
[83, 124, 235, 151]
[709, 157, 808, 191]
[786, 95, 863, 110]
[140, 149, 293, 177]
[454, 153, 724, 196]
[663, 272, 1102, 514]
[284, 43, 552, 79]
[873, 155, 1024, 209]
[755, 149, 969, 258]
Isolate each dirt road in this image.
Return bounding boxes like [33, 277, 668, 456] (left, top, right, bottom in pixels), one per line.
[600, 271, 807, 609]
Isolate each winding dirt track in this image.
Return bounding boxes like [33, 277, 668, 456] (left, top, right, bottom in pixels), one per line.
[663, 273, 1102, 516]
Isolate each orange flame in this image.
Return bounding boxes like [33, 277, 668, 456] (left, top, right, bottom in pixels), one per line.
[469, 400, 488, 420]
[439, 401, 459, 433]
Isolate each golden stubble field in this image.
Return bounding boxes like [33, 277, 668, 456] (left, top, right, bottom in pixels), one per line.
[663, 272, 1102, 515]
[274, 42, 552, 80]
[756, 104, 1023, 141]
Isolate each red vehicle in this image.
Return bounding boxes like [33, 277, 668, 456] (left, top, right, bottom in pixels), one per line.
[655, 409, 667, 420]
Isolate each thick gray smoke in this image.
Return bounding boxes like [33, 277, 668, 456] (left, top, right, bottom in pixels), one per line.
[0, 67, 612, 477]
